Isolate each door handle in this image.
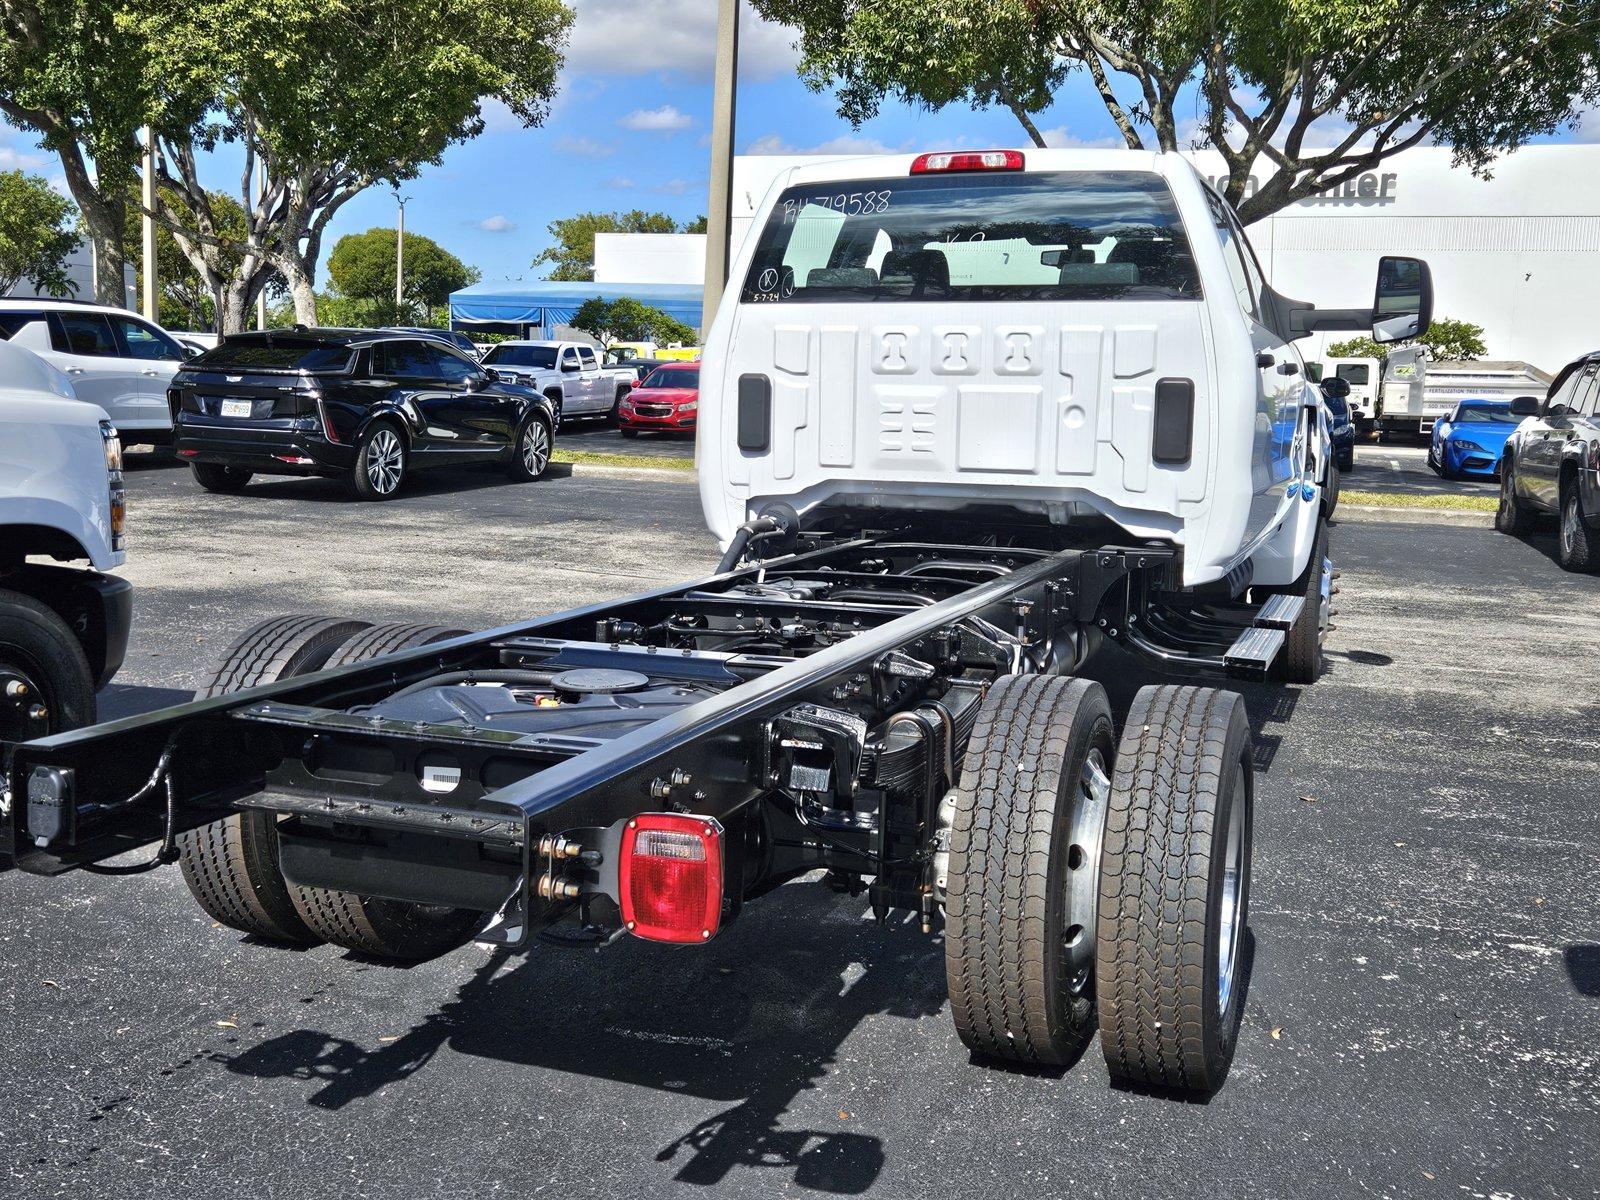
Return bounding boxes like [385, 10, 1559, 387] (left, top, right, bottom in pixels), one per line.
[141, 369, 160, 377]
[1255, 352, 1275, 368]
[66, 366, 86, 375]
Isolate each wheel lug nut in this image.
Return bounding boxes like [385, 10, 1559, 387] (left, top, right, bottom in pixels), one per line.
[5, 680, 27, 699]
[27, 704, 48, 721]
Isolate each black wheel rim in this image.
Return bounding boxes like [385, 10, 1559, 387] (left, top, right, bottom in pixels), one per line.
[0, 657, 57, 741]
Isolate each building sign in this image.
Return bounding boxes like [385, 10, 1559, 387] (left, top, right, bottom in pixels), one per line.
[1203, 171, 1399, 207]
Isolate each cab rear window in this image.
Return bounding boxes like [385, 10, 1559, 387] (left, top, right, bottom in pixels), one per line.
[195, 338, 354, 372]
[740, 171, 1201, 304]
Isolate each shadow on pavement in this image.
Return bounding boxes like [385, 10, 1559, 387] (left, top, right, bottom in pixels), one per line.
[1563, 945, 1600, 997]
[213, 882, 941, 1193]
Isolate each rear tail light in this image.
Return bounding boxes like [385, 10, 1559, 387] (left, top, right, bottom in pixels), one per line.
[910, 150, 1024, 174]
[619, 813, 724, 943]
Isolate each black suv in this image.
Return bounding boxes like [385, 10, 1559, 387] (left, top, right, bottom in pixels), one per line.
[1497, 350, 1600, 571]
[169, 329, 556, 499]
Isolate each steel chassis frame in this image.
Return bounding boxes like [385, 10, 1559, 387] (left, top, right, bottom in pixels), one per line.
[0, 527, 1258, 947]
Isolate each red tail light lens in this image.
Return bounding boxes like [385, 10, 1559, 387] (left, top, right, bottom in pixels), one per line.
[619, 813, 724, 943]
[910, 150, 1025, 174]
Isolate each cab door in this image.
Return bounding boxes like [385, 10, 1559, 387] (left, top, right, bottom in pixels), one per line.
[1525, 365, 1592, 509]
[110, 314, 186, 431]
[42, 311, 147, 431]
[429, 344, 514, 449]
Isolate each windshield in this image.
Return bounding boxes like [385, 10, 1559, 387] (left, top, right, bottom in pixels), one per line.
[641, 367, 698, 389]
[1453, 402, 1517, 424]
[195, 338, 354, 373]
[483, 344, 559, 369]
[740, 171, 1200, 304]
[1336, 364, 1370, 385]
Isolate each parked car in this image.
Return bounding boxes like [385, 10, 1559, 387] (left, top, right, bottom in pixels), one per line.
[480, 340, 634, 424]
[0, 339, 131, 736]
[1497, 353, 1600, 571]
[618, 361, 699, 436]
[0, 298, 196, 444]
[1319, 376, 1357, 471]
[384, 326, 479, 357]
[1428, 397, 1524, 479]
[610, 357, 664, 385]
[169, 329, 557, 500]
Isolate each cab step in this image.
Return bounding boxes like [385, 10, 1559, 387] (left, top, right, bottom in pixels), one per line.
[1224, 626, 1286, 677]
[1255, 594, 1304, 631]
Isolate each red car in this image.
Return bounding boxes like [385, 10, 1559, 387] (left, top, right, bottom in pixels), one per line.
[618, 361, 698, 436]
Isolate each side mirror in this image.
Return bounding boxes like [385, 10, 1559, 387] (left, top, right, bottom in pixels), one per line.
[1319, 376, 1352, 399]
[1509, 395, 1541, 418]
[1372, 255, 1432, 344]
[561, 360, 579, 373]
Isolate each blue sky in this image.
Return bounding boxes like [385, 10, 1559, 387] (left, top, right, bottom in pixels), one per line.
[2, 0, 1597, 286]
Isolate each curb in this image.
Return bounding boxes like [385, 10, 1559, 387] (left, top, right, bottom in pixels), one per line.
[562, 462, 695, 482]
[1335, 504, 1494, 528]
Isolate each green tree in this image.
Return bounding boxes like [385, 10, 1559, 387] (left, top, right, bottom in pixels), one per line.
[1327, 316, 1488, 362]
[751, 0, 1600, 223]
[328, 228, 479, 313]
[681, 214, 708, 234]
[0, 171, 81, 296]
[534, 210, 695, 280]
[121, 183, 269, 330]
[571, 296, 697, 346]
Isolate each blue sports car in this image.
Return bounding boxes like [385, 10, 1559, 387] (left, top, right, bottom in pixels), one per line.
[1428, 398, 1529, 479]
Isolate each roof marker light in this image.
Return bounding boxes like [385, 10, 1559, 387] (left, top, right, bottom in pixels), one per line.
[910, 150, 1025, 175]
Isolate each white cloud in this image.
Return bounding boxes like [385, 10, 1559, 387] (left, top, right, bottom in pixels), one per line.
[476, 215, 518, 233]
[651, 178, 700, 197]
[0, 129, 50, 172]
[565, 0, 798, 80]
[1039, 127, 1124, 150]
[555, 135, 616, 158]
[744, 132, 897, 156]
[619, 105, 693, 133]
[1570, 107, 1600, 141]
[602, 176, 636, 189]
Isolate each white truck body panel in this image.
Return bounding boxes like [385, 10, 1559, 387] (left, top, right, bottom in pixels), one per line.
[1380, 351, 1550, 434]
[0, 341, 123, 571]
[697, 150, 1323, 588]
[1322, 356, 1381, 421]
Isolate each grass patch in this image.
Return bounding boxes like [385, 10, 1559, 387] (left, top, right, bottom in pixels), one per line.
[1342, 489, 1497, 512]
[552, 448, 694, 472]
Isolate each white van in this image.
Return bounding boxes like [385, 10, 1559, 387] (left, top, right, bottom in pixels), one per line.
[698, 149, 1429, 596]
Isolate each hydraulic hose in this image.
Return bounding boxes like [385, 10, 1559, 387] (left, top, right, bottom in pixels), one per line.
[716, 515, 781, 574]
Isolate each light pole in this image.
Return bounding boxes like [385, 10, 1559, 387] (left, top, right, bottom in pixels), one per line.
[702, 0, 739, 336]
[394, 192, 411, 316]
[140, 126, 158, 322]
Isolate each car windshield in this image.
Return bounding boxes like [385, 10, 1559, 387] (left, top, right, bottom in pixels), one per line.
[483, 344, 559, 369]
[740, 170, 1201, 304]
[641, 367, 698, 389]
[1453, 403, 1517, 424]
[195, 338, 354, 372]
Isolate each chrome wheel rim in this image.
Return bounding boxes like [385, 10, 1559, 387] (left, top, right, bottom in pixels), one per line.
[1216, 766, 1247, 1019]
[1063, 747, 1111, 997]
[366, 430, 403, 493]
[522, 422, 550, 475]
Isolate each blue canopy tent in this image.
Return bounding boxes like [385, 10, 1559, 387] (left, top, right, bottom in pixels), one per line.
[448, 280, 705, 337]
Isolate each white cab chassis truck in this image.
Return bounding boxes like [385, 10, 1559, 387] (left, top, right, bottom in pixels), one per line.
[1, 149, 1429, 1102]
[1377, 347, 1550, 439]
[0, 340, 132, 740]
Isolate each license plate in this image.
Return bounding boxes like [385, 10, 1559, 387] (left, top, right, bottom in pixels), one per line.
[220, 398, 253, 418]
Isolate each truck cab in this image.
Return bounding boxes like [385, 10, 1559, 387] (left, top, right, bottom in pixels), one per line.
[1321, 355, 1381, 431]
[0, 340, 132, 738]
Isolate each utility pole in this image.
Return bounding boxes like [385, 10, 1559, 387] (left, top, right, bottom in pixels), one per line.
[140, 127, 158, 321]
[395, 192, 411, 315]
[702, 0, 739, 336]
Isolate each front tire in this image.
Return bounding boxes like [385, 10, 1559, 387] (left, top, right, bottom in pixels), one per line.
[1495, 461, 1537, 536]
[1097, 684, 1254, 1096]
[0, 588, 96, 740]
[619, 427, 640, 439]
[944, 675, 1116, 1067]
[192, 462, 253, 494]
[1558, 481, 1600, 573]
[349, 424, 407, 500]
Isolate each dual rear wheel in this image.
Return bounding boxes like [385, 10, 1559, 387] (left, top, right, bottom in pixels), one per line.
[176, 616, 483, 960]
[944, 676, 1253, 1095]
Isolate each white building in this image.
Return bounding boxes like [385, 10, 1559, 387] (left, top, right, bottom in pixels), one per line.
[592, 145, 1600, 373]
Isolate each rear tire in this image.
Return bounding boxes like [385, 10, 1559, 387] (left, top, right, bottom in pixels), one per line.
[0, 588, 96, 739]
[1495, 460, 1537, 536]
[1097, 684, 1254, 1096]
[1558, 480, 1600, 573]
[349, 423, 407, 500]
[192, 462, 252, 494]
[944, 675, 1116, 1067]
[1281, 522, 1329, 684]
[177, 615, 371, 943]
[288, 618, 487, 960]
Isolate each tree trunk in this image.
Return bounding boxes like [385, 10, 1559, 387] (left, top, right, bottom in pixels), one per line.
[219, 278, 254, 335]
[79, 199, 129, 307]
[276, 255, 318, 326]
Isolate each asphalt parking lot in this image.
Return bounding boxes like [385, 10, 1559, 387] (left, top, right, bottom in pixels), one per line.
[3, 433, 1596, 1199]
[1347, 441, 1500, 498]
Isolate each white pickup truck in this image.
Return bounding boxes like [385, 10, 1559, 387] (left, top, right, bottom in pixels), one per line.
[478, 339, 635, 424]
[0, 340, 132, 738]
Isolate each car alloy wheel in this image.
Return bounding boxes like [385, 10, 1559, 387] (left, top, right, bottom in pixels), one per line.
[366, 429, 404, 494]
[1561, 489, 1580, 556]
[521, 420, 550, 476]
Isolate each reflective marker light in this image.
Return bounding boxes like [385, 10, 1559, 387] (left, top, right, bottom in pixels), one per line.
[619, 813, 724, 944]
[910, 150, 1025, 175]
